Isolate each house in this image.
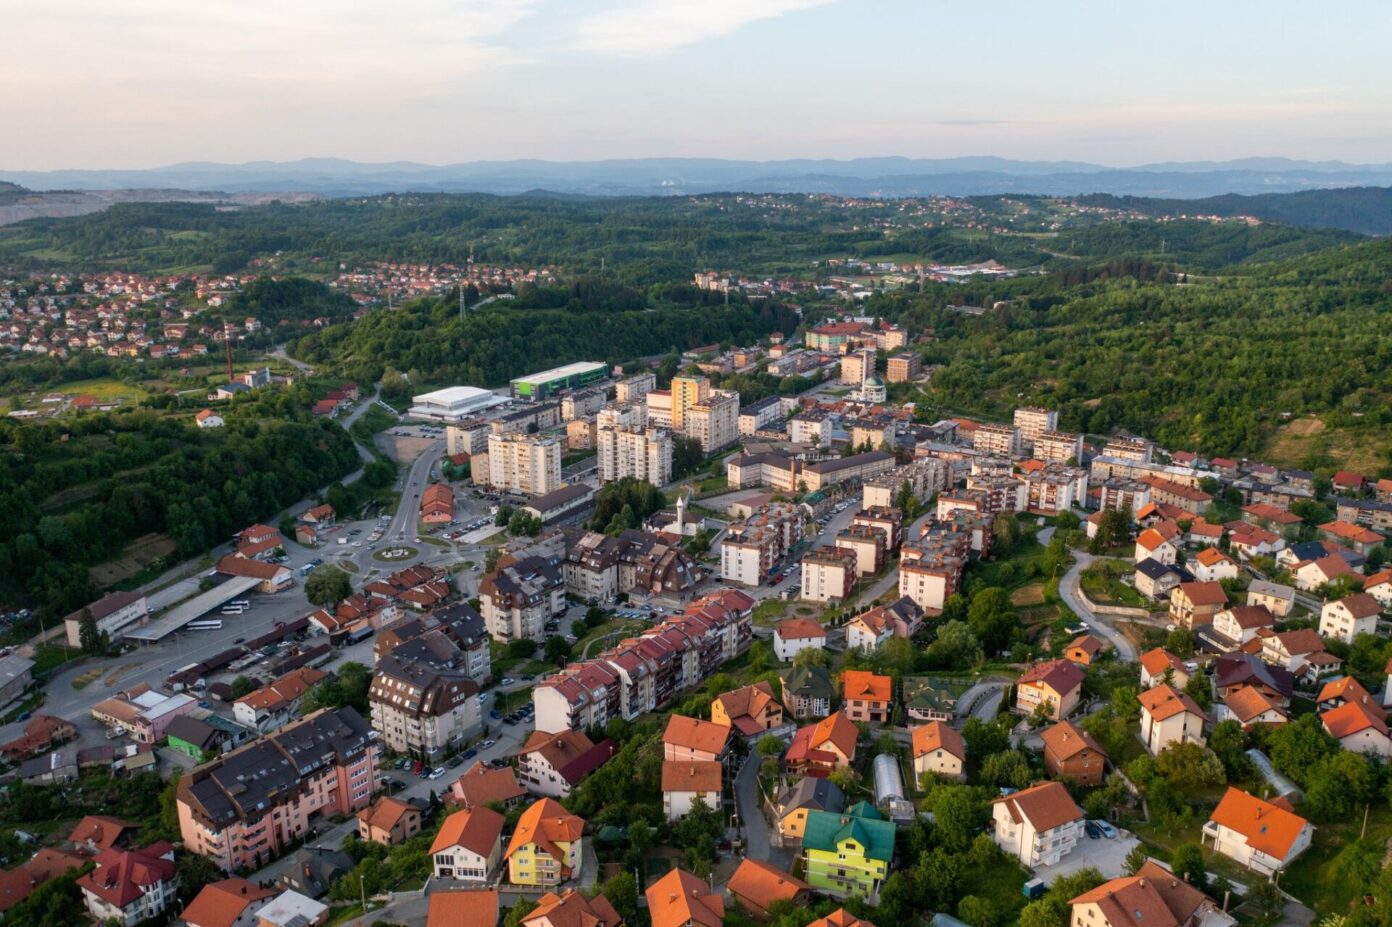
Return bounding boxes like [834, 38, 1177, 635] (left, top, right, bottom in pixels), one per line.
[276, 848, 353, 899]
[1365, 570, 1392, 610]
[504, 799, 584, 886]
[727, 859, 810, 921]
[1293, 555, 1358, 593]
[785, 711, 859, 776]
[256, 890, 328, 927]
[1135, 528, 1179, 565]
[662, 760, 723, 821]
[1187, 520, 1225, 548]
[430, 807, 504, 883]
[1134, 558, 1186, 601]
[1258, 628, 1338, 678]
[69, 815, 139, 853]
[216, 555, 293, 593]
[802, 802, 896, 898]
[520, 890, 620, 927]
[1139, 685, 1208, 755]
[1320, 520, 1384, 556]
[1214, 654, 1294, 706]
[426, 890, 499, 927]
[663, 714, 731, 763]
[1321, 701, 1392, 758]
[421, 483, 454, 525]
[1139, 648, 1190, 689]
[646, 867, 724, 927]
[77, 843, 178, 927]
[1069, 860, 1229, 927]
[774, 777, 845, 841]
[1218, 686, 1288, 729]
[356, 796, 423, 846]
[63, 590, 148, 649]
[808, 911, 877, 927]
[990, 780, 1085, 867]
[1319, 593, 1383, 645]
[1041, 720, 1108, 787]
[780, 665, 836, 719]
[164, 715, 231, 763]
[1317, 675, 1385, 719]
[19, 748, 78, 785]
[1016, 659, 1084, 721]
[516, 729, 616, 799]
[710, 681, 784, 737]
[773, 618, 827, 662]
[1246, 580, 1296, 618]
[233, 667, 328, 733]
[448, 761, 525, 810]
[195, 409, 224, 429]
[182, 878, 278, 927]
[910, 721, 965, 782]
[1203, 787, 1313, 875]
[902, 677, 972, 723]
[1064, 634, 1105, 666]
[1229, 526, 1286, 561]
[1188, 547, 1239, 583]
[1, 713, 78, 760]
[1211, 604, 1275, 650]
[1170, 582, 1228, 628]
[839, 670, 892, 723]
[845, 597, 923, 652]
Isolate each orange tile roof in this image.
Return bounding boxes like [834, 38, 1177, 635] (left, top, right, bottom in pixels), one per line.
[663, 714, 731, 756]
[1316, 676, 1385, 719]
[67, 815, 138, 850]
[522, 890, 621, 927]
[181, 878, 277, 927]
[427, 890, 499, 927]
[1208, 787, 1309, 859]
[808, 910, 878, 927]
[1320, 520, 1383, 544]
[449, 761, 525, 809]
[727, 859, 809, 916]
[1139, 684, 1207, 723]
[1222, 686, 1284, 724]
[840, 669, 892, 703]
[1139, 648, 1185, 679]
[992, 780, 1083, 832]
[910, 721, 965, 761]
[1040, 720, 1106, 761]
[431, 806, 505, 857]
[1322, 701, 1390, 740]
[1136, 528, 1172, 552]
[505, 799, 584, 866]
[357, 796, 419, 834]
[1175, 581, 1228, 606]
[1194, 547, 1235, 567]
[775, 617, 827, 640]
[647, 867, 724, 927]
[1018, 658, 1085, 696]
[1070, 860, 1212, 927]
[661, 759, 722, 794]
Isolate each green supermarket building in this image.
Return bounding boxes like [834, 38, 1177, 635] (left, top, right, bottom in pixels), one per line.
[510, 361, 609, 401]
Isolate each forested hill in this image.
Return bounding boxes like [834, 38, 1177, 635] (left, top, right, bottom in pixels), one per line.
[1077, 187, 1392, 236]
[289, 280, 798, 390]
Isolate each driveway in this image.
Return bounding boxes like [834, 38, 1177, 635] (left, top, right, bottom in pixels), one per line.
[1058, 551, 1138, 662]
[1031, 828, 1140, 885]
[955, 680, 1007, 723]
[734, 753, 789, 867]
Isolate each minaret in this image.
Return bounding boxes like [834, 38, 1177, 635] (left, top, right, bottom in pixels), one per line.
[675, 492, 686, 534]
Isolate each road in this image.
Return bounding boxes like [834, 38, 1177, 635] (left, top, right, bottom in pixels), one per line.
[733, 752, 789, 869]
[1058, 551, 1139, 662]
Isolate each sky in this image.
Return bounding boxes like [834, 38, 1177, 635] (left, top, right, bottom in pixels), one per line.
[5, 0, 1392, 170]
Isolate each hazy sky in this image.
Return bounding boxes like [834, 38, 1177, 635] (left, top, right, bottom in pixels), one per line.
[6, 0, 1392, 169]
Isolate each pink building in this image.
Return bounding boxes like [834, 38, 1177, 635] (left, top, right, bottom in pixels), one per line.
[177, 708, 381, 871]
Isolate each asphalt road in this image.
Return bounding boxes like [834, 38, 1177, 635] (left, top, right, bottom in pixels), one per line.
[1058, 551, 1139, 662]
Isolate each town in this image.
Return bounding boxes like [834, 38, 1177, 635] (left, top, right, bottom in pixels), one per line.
[0, 299, 1387, 927]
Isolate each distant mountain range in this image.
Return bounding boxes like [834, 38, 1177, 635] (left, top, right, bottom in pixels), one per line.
[7, 156, 1392, 199]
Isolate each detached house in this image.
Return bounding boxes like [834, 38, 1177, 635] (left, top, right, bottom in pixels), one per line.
[1135, 528, 1180, 566]
[781, 665, 835, 719]
[504, 799, 584, 887]
[1203, 788, 1312, 875]
[710, 681, 784, 737]
[1188, 548, 1239, 583]
[1064, 634, 1105, 666]
[1319, 593, 1382, 645]
[1321, 701, 1392, 758]
[802, 803, 896, 898]
[646, 867, 723, 927]
[990, 780, 1085, 868]
[1169, 582, 1228, 628]
[1139, 648, 1190, 689]
[77, 843, 178, 927]
[1218, 686, 1288, 729]
[774, 618, 826, 662]
[430, 807, 504, 884]
[839, 670, 892, 724]
[727, 859, 811, 921]
[1211, 604, 1274, 650]
[1016, 659, 1084, 721]
[1069, 860, 1229, 927]
[662, 760, 723, 821]
[911, 721, 966, 782]
[1138, 685, 1207, 755]
[516, 729, 616, 799]
[1041, 720, 1108, 786]
[775, 777, 845, 841]
[785, 711, 859, 777]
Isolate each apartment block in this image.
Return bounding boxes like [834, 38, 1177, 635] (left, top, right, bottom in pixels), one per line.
[862, 459, 949, 509]
[835, 526, 886, 577]
[972, 423, 1021, 458]
[479, 556, 566, 642]
[615, 371, 656, 403]
[177, 708, 381, 872]
[1012, 407, 1059, 449]
[669, 375, 710, 431]
[1103, 436, 1153, 463]
[720, 503, 804, 587]
[1034, 430, 1084, 464]
[685, 390, 740, 454]
[886, 353, 922, 383]
[486, 432, 563, 497]
[840, 347, 876, 386]
[738, 396, 784, 435]
[800, 547, 858, 603]
[368, 656, 481, 762]
[597, 425, 672, 485]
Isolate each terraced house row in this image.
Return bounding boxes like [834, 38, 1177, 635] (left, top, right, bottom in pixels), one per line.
[532, 589, 755, 733]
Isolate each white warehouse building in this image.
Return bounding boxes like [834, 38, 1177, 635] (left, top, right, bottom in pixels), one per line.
[409, 386, 511, 421]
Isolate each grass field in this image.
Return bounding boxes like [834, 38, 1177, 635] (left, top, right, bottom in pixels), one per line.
[1281, 804, 1392, 916]
[1261, 416, 1391, 474]
[1080, 559, 1150, 608]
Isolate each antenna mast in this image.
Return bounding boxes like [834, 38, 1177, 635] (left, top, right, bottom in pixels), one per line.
[224, 322, 234, 381]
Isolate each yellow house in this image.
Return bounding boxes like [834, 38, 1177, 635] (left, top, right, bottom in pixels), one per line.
[802, 802, 895, 898]
[504, 798, 584, 886]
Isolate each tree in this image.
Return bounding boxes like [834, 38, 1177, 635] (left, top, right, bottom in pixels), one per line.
[672, 436, 706, 479]
[979, 750, 1032, 789]
[484, 547, 502, 573]
[302, 661, 372, 714]
[1268, 714, 1340, 787]
[230, 675, 259, 699]
[1170, 843, 1208, 891]
[1165, 627, 1195, 657]
[507, 638, 539, 659]
[77, 607, 101, 654]
[494, 503, 514, 527]
[967, 587, 1017, 655]
[599, 871, 639, 925]
[958, 896, 996, 927]
[543, 635, 571, 665]
[304, 565, 352, 608]
[1182, 671, 1212, 710]
[504, 898, 538, 927]
[1207, 720, 1252, 781]
[1123, 844, 1151, 875]
[1153, 742, 1224, 796]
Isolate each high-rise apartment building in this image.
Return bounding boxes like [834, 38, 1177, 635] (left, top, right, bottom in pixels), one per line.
[597, 425, 673, 485]
[486, 433, 563, 497]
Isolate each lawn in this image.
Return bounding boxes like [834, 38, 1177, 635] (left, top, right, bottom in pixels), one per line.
[959, 853, 1033, 924]
[51, 377, 150, 404]
[751, 598, 789, 628]
[349, 404, 398, 446]
[570, 619, 646, 660]
[30, 644, 83, 679]
[1080, 559, 1149, 608]
[1281, 804, 1392, 917]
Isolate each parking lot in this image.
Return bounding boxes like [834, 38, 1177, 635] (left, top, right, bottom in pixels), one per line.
[1031, 825, 1141, 885]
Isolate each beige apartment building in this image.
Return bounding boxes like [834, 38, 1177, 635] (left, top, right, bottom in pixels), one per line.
[597, 425, 672, 485]
[487, 432, 563, 496]
[800, 547, 858, 603]
[886, 353, 922, 383]
[1012, 407, 1058, 449]
[1034, 430, 1084, 464]
[685, 390, 739, 453]
[839, 347, 876, 386]
[972, 423, 1021, 458]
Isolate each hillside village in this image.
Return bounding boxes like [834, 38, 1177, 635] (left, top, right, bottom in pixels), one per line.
[0, 305, 1390, 927]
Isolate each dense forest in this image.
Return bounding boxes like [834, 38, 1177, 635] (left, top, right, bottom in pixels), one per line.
[288, 280, 800, 390]
[0, 407, 359, 615]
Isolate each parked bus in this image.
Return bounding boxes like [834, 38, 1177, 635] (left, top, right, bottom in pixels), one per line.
[188, 619, 224, 631]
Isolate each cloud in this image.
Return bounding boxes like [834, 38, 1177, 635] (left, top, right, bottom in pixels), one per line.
[571, 0, 837, 57]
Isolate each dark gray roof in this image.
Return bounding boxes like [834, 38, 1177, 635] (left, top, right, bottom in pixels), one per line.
[165, 715, 222, 751]
[777, 776, 845, 815]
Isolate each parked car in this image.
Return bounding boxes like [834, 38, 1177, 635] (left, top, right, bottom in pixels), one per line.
[1094, 820, 1118, 838]
[1084, 820, 1102, 840]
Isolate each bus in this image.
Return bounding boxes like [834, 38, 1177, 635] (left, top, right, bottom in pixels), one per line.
[220, 605, 245, 615]
[188, 619, 224, 631]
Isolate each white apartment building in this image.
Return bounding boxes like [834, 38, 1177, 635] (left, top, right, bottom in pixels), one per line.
[487, 432, 563, 496]
[1013, 407, 1058, 449]
[973, 423, 1021, 458]
[597, 400, 647, 430]
[990, 781, 1085, 868]
[597, 425, 672, 485]
[1034, 430, 1084, 464]
[616, 372, 657, 403]
[840, 347, 876, 386]
[685, 390, 740, 454]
